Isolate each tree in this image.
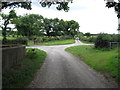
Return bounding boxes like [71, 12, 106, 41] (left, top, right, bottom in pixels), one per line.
[43, 18, 52, 36]
[1, 1, 73, 12]
[51, 18, 63, 36]
[105, 0, 120, 30]
[12, 13, 80, 38]
[105, 0, 120, 18]
[39, 1, 72, 12]
[12, 14, 44, 38]
[84, 32, 91, 38]
[63, 20, 80, 37]
[1, 2, 32, 10]
[69, 20, 80, 37]
[0, 10, 17, 41]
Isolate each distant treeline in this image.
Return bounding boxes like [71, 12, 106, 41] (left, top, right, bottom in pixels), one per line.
[1, 10, 80, 40]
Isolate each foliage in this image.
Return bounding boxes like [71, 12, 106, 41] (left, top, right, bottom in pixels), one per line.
[2, 0, 118, 14]
[79, 35, 96, 43]
[37, 39, 75, 46]
[2, 37, 28, 45]
[12, 14, 44, 38]
[42, 18, 79, 37]
[1, 2, 32, 10]
[34, 36, 73, 43]
[80, 40, 94, 44]
[0, 10, 17, 41]
[66, 45, 119, 82]
[84, 32, 91, 38]
[12, 14, 80, 38]
[105, 0, 120, 18]
[95, 33, 118, 48]
[105, 0, 120, 30]
[2, 48, 47, 88]
[1, 1, 72, 12]
[39, 1, 72, 12]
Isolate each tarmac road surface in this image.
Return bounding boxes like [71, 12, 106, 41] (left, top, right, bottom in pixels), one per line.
[27, 40, 117, 88]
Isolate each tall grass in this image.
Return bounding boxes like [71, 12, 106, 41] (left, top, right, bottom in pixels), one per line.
[2, 48, 47, 88]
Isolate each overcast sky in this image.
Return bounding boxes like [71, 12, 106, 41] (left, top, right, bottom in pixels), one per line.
[1, 0, 118, 34]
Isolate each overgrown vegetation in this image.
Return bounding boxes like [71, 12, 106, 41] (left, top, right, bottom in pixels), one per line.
[78, 32, 97, 44]
[65, 45, 119, 82]
[2, 48, 46, 88]
[2, 37, 28, 45]
[95, 33, 119, 49]
[78, 32, 119, 49]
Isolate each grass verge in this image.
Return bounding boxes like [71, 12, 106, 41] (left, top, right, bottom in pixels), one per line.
[2, 48, 47, 88]
[36, 39, 75, 46]
[65, 45, 119, 82]
[27, 40, 35, 46]
[80, 40, 94, 44]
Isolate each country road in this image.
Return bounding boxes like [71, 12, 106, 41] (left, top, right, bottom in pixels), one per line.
[27, 40, 117, 88]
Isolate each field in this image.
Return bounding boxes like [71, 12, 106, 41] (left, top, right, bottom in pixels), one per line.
[36, 39, 75, 46]
[65, 45, 119, 82]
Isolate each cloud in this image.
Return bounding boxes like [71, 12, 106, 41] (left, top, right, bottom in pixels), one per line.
[1, 0, 118, 34]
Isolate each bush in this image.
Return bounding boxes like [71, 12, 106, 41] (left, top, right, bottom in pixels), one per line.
[87, 37, 97, 42]
[111, 34, 119, 42]
[34, 37, 43, 43]
[34, 35, 73, 44]
[95, 33, 112, 48]
[26, 48, 37, 59]
[2, 37, 28, 45]
[79, 36, 96, 43]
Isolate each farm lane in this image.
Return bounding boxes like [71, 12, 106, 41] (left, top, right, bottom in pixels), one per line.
[27, 40, 116, 88]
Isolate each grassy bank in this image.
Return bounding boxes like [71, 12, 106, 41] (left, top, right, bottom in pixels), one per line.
[36, 39, 75, 46]
[2, 48, 47, 88]
[80, 40, 94, 44]
[65, 45, 119, 82]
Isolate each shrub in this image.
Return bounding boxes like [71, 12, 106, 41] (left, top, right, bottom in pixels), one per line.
[33, 35, 73, 44]
[79, 36, 96, 43]
[2, 37, 28, 45]
[26, 48, 37, 59]
[34, 37, 43, 43]
[62, 35, 73, 40]
[87, 37, 97, 42]
[95, 33, 112, 48]
[111, 34, 118, 42]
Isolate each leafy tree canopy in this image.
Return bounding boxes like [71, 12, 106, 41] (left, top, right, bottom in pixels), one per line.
[1, 0, 73, 12]
[1, 2, 32, 10]
[0, 10, 17, 41]
[11, 13, 80, 38]
[105, 0, 120, 18]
